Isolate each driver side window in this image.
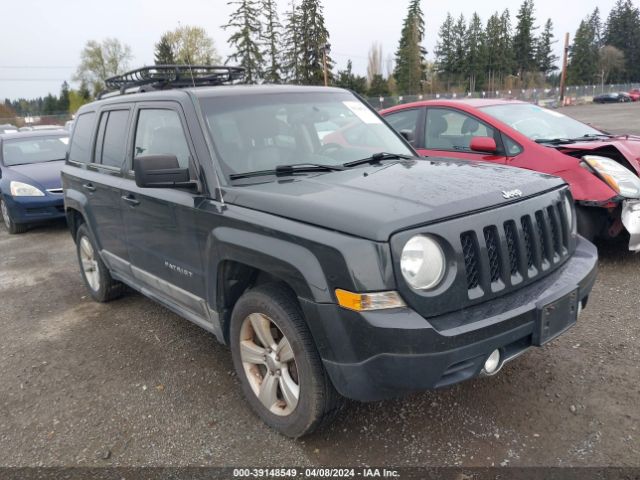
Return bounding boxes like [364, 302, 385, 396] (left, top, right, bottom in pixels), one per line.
[134, 109, 191, 169]
[425, 108, 496, 152]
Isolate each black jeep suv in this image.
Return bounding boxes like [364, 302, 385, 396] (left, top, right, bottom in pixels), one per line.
[62, 66, 597, 437]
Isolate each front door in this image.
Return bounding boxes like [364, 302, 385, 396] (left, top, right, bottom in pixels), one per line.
[420, 107, 508, 164]
[120, 103, 209, 321]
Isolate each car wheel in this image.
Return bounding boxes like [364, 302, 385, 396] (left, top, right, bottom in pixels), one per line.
[0, 198, 27, 234]
[75, 223, 125, 302]
[230, 283, 343, 438]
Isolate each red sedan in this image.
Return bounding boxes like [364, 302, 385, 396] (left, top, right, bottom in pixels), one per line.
[627, 89, 640, 101]
[380, 99, 640, 250]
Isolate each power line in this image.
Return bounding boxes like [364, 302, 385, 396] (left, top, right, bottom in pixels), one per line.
[0, 78, 69, 82]
[0, 66, 75, 69]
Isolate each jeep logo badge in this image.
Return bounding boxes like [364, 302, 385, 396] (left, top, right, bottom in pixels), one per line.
[502, 189, 523, 199]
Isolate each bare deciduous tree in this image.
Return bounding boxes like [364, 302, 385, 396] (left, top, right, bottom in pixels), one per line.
[598, 45, 625, 85]
[74, 38, 132, 95]
[367, 42, 383, 84]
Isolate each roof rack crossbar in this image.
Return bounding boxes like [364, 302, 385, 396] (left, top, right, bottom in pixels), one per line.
[99, 65, 245, 99]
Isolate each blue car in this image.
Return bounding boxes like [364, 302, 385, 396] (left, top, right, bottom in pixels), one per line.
[0, 130, 69, 234]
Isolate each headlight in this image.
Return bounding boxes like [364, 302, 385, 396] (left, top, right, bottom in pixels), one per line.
[9, 181, 45, 197]
[583, 155, 640, 198]
[400, 234, 446, 290]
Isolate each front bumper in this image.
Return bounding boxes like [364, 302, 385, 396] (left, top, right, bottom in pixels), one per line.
[621, 199, 640, 251]
[2, 194, 65, 224]
[300, 237, 598, 401]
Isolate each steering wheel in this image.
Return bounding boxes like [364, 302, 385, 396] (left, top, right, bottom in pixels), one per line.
[318, 142, 344, 155]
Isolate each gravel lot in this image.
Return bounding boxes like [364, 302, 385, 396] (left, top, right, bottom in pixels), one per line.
[1, 103, 639, 468]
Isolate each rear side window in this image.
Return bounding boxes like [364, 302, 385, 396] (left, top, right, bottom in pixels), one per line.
[69, 112, 96, 163]
[95, 110, 129, 168]
[134, 109, 191, 169]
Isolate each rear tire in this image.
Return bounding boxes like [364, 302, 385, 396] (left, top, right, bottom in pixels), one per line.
[229, 283, 343, 438]
[75, 223, 125, 302]
[0, 198, 27, 234]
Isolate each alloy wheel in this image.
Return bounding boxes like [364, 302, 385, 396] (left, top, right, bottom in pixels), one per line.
[239, 313, 300, 416]
[79, 236, 100, 291]
[1, 200, 10, 230]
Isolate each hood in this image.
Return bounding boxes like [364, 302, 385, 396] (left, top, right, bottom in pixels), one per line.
[2, 161, 65, 191]
[225, 158, 565, 241]
[559, 137, 640, 175]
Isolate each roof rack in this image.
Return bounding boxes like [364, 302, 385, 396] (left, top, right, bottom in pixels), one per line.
[99, 65, 245, 99]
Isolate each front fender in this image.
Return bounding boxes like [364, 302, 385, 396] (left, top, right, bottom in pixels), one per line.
[206, 226, 330, 305]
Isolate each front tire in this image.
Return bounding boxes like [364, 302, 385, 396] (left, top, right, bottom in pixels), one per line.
[75, 223, 125, 302]
[230, 283, 343, 438]
[0, 198, 27, 234]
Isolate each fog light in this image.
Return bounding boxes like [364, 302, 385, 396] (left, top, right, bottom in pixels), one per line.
[484, 349, 501, 374]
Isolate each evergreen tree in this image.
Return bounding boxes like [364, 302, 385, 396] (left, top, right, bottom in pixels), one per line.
[535, 19, 558, 76]
[297, 0, 333, 85]
[224, 0, 263, 84]
[434, 13, 456, 89]
[604, 0, 640, 81]
[154, 33, 176, 65]
[42, 94, 58, 115]
[394, 0, 427, 95]
[282, 0, 302, 83]
[567, 17, 599, 85]
[513, 0, 537, 76]
[484, 12, 502, 91]
[367, 74, 391, 97]
[589, 8, 603, 48]
[334, 60, 368, 95]
[464, 13, 486, 92]
[261, 0, 283, 83]
[58, 81, 70, 113]
[451, 14, 467, 81]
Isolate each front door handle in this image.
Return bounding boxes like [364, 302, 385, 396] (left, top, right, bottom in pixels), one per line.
[82, 183, 96, 192]
[121, 194, 140, 207]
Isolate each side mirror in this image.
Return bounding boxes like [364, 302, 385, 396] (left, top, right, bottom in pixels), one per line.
[133, 155, 193, 189]
[400, 129, 415, 144]
[470, 136, 498, 154]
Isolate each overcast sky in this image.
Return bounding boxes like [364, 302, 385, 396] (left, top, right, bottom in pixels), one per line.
[0, 0, 618, 100]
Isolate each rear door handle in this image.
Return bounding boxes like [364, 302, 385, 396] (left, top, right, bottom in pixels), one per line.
[82, 183, 96, 192]
[121, 194, 140, 207]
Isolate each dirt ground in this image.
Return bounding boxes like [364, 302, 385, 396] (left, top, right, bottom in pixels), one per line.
[0, 103, 639, 468]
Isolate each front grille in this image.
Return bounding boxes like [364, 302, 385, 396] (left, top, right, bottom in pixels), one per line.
[461, 232, 480, 289]
[460, 198, 571, 298]
[504, 221, 519, 275]
[483, 226, 501, 282]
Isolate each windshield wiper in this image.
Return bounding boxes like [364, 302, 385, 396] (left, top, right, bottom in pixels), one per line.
[343, 152, 412, 168]
[229, 163, 344, 180]
[534, 138, 576, 145]
[566, 133, 614, 142]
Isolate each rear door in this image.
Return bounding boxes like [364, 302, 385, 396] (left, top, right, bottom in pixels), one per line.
[120, 102, 209, 319]
[66, 108, 131, 266]
[420, 107, 508, 163]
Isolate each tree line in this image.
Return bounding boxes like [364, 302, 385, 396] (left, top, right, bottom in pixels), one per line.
[3, 0, 640, 122]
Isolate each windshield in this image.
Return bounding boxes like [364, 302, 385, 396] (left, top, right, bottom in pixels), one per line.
[200, 91, 413, 178]
[481, 104, 602, 141]
[1, 136, 69, 166]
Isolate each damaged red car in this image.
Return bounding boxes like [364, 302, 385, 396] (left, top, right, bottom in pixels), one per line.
[381, 99, 640, 250]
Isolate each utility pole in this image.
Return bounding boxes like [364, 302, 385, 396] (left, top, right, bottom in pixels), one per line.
[559, 32, 570, 104]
